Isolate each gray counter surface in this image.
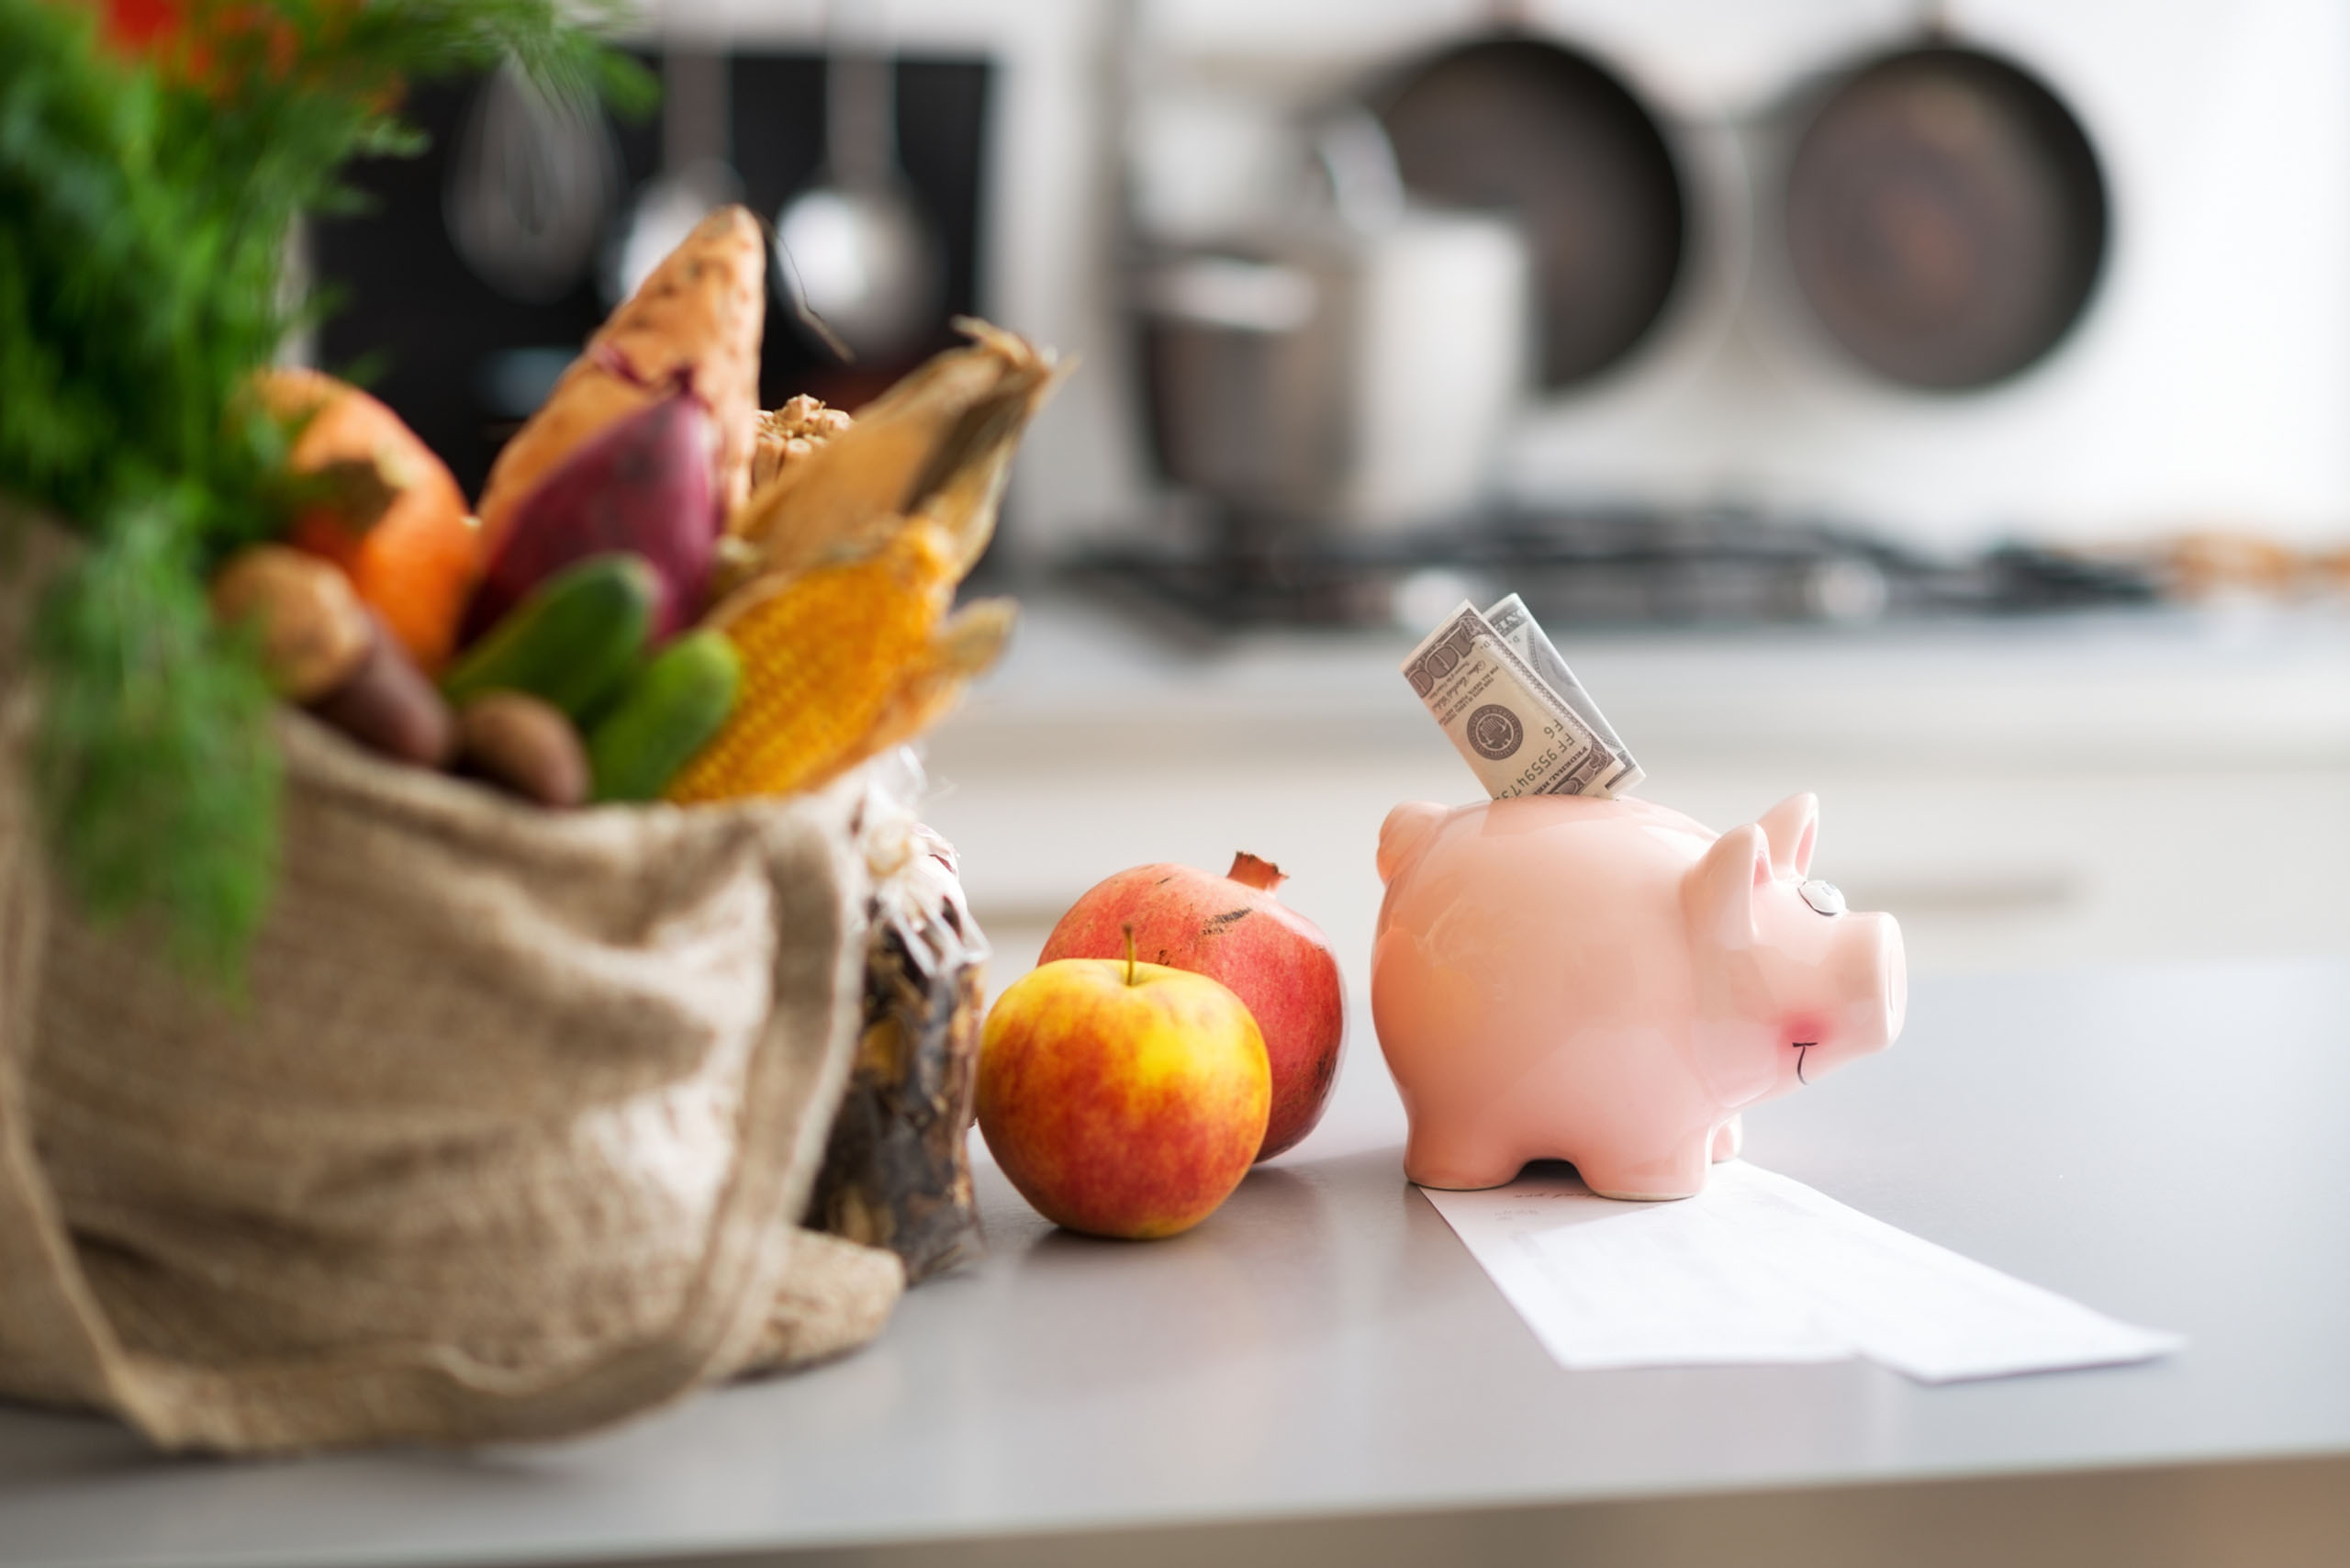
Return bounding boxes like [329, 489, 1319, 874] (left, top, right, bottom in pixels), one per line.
[4, 958, 2348, 1567]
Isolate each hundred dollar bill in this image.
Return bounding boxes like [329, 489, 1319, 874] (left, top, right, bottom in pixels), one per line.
[1483, 593, 1645, 795]
[1400, 601, 1618, 799]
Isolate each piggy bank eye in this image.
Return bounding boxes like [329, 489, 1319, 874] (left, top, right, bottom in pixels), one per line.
[1798, 879, 1846, 916]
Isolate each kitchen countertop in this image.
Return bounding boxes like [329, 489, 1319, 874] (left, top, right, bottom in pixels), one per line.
[925, 590, 2350, 770]
[4, 957, 2349, 1567]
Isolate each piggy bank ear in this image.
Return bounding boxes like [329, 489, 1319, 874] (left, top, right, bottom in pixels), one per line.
[1758, 792, 1818, 879]
[1687, 824, 1774, 950]
[1377, 802, 1449, 885]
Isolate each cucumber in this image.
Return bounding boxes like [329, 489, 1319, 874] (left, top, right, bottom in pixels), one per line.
[442, 554, 658, 721]
[587, 630, 743, 803]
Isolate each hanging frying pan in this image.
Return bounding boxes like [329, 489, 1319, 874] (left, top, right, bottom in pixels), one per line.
[1373, 36, 1686, 392]
[1781, 44, 2108, 390]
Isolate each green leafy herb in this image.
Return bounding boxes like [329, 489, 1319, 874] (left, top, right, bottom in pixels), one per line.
[28, 500, 283, 980]
[0, 0, 650, 984]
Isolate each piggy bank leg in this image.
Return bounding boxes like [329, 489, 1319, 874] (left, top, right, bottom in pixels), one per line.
[1403, 1121, 1528, 1192]
[1711, 1115, 1743, 1162]
[1576, 1132, 1716, 1202]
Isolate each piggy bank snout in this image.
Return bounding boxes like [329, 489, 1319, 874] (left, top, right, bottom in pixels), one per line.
[1830, 911, 1906, 1058]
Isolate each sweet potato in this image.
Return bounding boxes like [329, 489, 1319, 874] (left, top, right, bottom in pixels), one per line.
[310, 612, 456, 767]
[474, 206, 765, 560]
[460, 394, 718, 645]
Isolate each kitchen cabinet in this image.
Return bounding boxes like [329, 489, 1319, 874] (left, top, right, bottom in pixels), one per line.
[919, 598, 2350, 997]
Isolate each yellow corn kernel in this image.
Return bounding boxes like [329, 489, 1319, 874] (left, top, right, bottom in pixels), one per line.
[666, 523, 957, 803]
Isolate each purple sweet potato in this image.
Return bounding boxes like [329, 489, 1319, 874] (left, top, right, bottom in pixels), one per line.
[462, 392, 721, 646]
[310, 612, 457, 767]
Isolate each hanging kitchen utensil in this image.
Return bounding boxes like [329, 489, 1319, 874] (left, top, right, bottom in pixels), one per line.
[1374, 36, 1686, 392]
[606, 43, 747, 307]
[444, 62, 618, 305]
[776, 0, 944, 362]
[1781, 45, 2108, 390]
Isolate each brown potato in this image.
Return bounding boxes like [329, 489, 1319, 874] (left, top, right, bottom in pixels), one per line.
[456, 690, 588, 808]
[208, 544, 372, 702]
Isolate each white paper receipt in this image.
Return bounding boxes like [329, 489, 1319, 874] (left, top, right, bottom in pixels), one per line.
[1419, 1161, 2183, 1383]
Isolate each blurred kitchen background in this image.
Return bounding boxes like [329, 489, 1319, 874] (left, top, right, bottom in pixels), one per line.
[309, 0, 2350, 1014]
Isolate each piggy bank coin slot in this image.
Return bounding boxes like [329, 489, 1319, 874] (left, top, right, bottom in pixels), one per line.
[1799, 879, 1846, 916]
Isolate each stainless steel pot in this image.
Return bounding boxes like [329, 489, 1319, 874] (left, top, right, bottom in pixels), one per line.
[1136, 112, 1532, 538]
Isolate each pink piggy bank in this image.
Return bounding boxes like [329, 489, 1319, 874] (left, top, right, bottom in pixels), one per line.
[1371, 792, 1905, 1199]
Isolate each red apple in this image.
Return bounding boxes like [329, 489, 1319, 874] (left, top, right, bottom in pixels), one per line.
[1039, 853, 1345, 1161]
[978, 947, 1270, 1239]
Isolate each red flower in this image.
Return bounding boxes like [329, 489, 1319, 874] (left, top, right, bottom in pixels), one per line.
[99, 0, 183, 56]
[95, 0, 306, 92]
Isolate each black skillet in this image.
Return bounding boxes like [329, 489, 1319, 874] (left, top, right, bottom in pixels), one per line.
[1373, 36, 1687, 393]
[1782, 44, 2109, 390]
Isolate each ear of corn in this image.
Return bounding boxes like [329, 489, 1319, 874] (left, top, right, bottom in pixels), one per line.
[719, 320, 1068, 596]
[672, 322, 1049, 802]
[750, 395, 853, 491]
[856, 597, 1018, 761]
[901, 369, 1062, 580]
[665, 522, 962, 803]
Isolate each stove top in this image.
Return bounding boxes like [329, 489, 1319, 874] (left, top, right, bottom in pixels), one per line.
[1074, 510, 2160, 634]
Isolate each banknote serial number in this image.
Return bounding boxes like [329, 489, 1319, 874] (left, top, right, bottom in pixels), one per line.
[1496, 720, 1593, 796]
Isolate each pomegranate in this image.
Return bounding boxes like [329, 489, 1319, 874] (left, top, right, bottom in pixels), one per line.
[1039, 853, 1345, 1161]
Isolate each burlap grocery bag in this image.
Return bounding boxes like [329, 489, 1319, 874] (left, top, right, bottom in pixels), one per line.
[0, 541, 905, 1452]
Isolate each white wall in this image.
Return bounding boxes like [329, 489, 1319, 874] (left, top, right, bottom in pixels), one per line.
[687, 0, 2350, 556]
[1504, 0, 2350, 550]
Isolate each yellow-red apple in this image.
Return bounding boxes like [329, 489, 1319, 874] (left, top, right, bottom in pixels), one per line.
[978, 948, 1270, 1239]
[1040, 853, 1343, 1161]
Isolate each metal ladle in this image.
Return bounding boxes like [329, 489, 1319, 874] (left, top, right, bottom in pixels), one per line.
[606, 31, 747, 306]
[776, 0, 942, 361]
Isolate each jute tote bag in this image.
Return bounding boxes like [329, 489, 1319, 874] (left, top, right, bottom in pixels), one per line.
[0, 528, 904, 1452]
